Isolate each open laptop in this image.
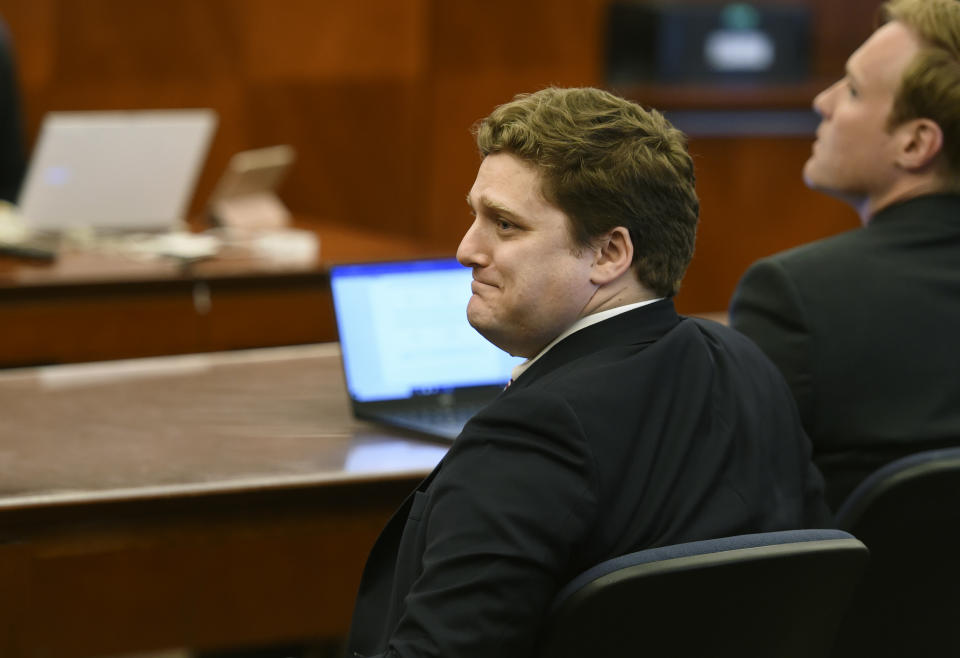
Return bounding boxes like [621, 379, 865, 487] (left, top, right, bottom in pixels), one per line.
[330, 257, 524, 441]
[17, 109, 217, 233]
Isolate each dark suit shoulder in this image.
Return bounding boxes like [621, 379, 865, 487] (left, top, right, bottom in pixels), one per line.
[752, 227, 866, 277]
[755, 194, 960, 277]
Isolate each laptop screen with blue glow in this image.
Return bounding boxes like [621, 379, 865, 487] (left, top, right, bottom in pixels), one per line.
[330, 258, 523, 404]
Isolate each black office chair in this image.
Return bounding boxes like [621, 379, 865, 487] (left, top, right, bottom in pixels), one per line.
[830, 447, 960, 658]
[536, 529, 868, 658]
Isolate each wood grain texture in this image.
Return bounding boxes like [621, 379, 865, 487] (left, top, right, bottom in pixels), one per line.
[0, 345, 447, 656]
[0, 220, 435, 366]
[0, 0, 880, 313]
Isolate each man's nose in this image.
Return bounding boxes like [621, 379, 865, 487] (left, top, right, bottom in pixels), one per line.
[456, 219, 485, 267]
[812, 80, 840, 118]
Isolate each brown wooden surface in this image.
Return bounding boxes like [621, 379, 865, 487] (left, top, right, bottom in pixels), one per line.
[0, 218, 437, 288]
[0, 219, 444, 367]
[0, 0, 882, 317]
[0, 343, 448, 657]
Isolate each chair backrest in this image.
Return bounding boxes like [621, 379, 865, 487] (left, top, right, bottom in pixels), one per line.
[831, 447, 960, 658]
[536, 529, 868, 658]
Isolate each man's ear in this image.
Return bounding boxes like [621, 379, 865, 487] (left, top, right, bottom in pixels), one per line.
[896, 118, 944, 171]
[590, 226, 634, 286]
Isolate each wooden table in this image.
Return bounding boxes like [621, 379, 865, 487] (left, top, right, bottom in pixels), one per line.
[0, 344, 448, 657]
[0, 220, 446, 367]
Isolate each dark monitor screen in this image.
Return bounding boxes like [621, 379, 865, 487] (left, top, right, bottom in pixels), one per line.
[607, 2, 811, 85]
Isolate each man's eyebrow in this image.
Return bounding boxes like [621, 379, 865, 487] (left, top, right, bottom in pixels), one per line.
[467, 194, 520, 219]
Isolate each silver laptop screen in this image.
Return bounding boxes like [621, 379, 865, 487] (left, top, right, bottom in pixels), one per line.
[18, 109, 217, 232]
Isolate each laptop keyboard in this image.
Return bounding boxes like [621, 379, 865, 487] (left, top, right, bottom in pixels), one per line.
[387, 403, 489, 437]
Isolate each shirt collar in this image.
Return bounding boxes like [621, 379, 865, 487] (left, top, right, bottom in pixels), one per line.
[509, 298, 664, 383]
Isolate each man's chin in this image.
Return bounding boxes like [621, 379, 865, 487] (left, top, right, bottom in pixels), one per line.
[471, 323, 510, 353]
[801, 159, 821, 191]
[466, 308, 494, 339]
[464, 313, 514, 354]
[801, 167, 869, 217]
[802, 166, 838, 197]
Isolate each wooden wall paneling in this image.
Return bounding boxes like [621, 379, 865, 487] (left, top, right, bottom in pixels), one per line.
[675, 137, 858, 314]
[3, 0, 435, 236]
[423, 0, 609, 249]
[241, 79, 433, 235]
[232, 0, 433, 237]
[427, 0, 606, 77]
[0, 0, 55, 94]
[3, 480, 418, 656]
[235, 0, 427, 80]
[201, 275, 335, 352]
[0, 0, 899, 320]
[809, 0, 886, 77]
[47, 0, 241, 86]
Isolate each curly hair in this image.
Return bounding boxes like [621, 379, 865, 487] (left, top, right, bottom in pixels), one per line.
[473, 87, 699, 298]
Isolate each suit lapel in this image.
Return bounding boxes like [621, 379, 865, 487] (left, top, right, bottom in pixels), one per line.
[508, 298, 682, 391]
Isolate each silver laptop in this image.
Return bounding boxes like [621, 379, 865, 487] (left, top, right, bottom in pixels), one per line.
[17, 109, 217, 233]
[330, 258, 524, 441]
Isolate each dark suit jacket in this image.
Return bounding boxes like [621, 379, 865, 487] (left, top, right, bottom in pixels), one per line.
[346, 299, 828, 658]
[730, 194, 960, 509]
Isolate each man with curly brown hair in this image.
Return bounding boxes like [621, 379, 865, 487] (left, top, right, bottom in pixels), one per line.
[348, 86, 828, 658]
